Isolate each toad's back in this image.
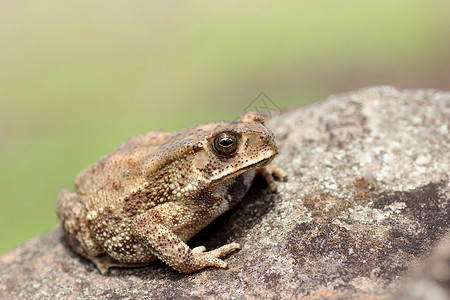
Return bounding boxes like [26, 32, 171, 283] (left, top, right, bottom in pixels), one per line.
[74, 124, 223, 210]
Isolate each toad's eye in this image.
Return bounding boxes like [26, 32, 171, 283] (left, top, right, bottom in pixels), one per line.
[213, 132, 238, 155]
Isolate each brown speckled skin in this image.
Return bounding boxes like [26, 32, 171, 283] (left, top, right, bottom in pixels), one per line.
[56, 111, 285, 273]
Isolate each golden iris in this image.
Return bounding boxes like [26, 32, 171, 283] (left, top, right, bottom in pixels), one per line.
[213, 132, 238, 155]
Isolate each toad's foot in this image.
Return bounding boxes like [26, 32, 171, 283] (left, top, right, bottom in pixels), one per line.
[256, 163, 287, 192]
[188, 242, 241, 270]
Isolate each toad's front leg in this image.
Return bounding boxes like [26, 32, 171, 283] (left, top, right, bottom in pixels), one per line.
[256, 162, 287, 192]
[131, 202, 240, 273]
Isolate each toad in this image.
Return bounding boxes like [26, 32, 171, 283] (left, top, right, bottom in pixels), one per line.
[56, 111, 285, 273]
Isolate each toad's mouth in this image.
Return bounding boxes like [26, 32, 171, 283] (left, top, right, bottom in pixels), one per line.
[209, 153, 276, 182]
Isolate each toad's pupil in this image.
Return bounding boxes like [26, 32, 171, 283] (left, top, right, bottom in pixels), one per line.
[220, 138, 233, 147]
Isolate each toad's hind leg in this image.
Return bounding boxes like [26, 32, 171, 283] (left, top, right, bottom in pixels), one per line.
[56, 189, 108, 271]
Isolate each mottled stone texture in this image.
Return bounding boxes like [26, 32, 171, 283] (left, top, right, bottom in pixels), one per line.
[0, 87, 449, 299]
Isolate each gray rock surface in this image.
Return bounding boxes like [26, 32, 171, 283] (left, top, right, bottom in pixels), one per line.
[1, 86, 449, 299]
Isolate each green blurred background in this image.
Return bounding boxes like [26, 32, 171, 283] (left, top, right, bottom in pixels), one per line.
[1, 1, 449, 254]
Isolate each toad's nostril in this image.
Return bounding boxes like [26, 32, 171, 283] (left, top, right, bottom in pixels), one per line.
[259, 135, 271, 145]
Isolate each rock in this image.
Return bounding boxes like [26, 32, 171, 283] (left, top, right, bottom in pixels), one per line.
[396, 233, 450, 300]
[0, 86, 448, 299]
